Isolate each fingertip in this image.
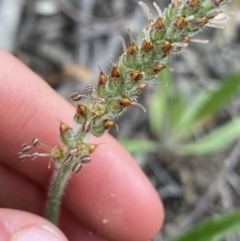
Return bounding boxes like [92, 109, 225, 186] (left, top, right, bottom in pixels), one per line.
[65, 134, 164, 241]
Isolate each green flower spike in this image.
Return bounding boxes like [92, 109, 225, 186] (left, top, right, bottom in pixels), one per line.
[18, 0, 233, 225]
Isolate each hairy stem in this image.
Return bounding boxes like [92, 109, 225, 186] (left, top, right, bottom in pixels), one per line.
[46, 164, 71, 224]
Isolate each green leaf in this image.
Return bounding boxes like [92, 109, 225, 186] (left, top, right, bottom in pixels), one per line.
[195, 73, 240, 120]
[171, 91, 209, 137]
[169, 209, 240, 241]
[119, 139, 158, 155]
[172, 72, 240, 137]
[148, 70, 171, 139]
[168, 89, 185, 132]
[177, 117, 240, 155]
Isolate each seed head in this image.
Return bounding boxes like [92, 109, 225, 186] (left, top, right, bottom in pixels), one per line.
[81, 154, 91, 164]
[70, 92, 82, 102]
[87, 144, 97, 154]
[60, 122, 70, 134]
[77, 104, 87, 116]
[63, 153, 73, 165]
[130, 70, 143, 82]
[126, 27, 138, 55]
[97, 65, 107, 85]
[72, 162, 82, 174]
[104, 119, 118, 131]
[82, 120, 92, 133]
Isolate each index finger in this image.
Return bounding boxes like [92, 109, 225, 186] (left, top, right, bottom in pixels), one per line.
[0, 49, 164, 241]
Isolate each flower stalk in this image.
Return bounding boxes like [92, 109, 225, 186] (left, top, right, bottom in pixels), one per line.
[18, 0, 232, 225]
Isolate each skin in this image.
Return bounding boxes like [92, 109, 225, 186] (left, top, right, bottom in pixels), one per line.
[0, 49, 164, 241]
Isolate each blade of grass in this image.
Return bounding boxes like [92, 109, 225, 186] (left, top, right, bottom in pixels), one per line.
[195, 73, 240, 121]
[148, 70, 171, 139]
[169, 209, 240, 241]
[119, 139, 158, 155]
[177, 117, 240, 155]
[172, 73, 240, 138]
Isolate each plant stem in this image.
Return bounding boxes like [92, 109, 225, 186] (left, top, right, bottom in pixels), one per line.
[46, 164, 71, 225]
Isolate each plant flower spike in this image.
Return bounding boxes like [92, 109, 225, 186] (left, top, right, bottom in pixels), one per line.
[18, 0, 233, 226]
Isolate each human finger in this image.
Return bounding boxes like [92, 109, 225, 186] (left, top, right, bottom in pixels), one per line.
[0, 49, 164, 241]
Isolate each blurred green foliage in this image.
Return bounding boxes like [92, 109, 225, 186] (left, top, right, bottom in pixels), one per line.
[119, 71, 240, 241]
[120, 71, 240, 156]
[168, 209, 240, 241]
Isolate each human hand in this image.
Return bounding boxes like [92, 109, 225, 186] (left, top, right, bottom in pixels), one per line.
[0, 49, 164, 241]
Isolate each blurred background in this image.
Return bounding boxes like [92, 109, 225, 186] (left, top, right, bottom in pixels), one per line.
[1, 0, 240, 240]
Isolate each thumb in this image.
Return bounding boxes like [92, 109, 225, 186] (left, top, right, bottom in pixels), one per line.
[0, 209, 67, 241]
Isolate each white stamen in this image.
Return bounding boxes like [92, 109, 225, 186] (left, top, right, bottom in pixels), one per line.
[214, 13, 229, 21]
[126, 27, 134, 44]
[190, 39, 209, 44]
[206, 23, 224, 29]
[110, 55, 116, 66]
[180, 50, 189, 55]
[172, 42, 188, 48]
[185, 15, 194, 21]
[119, 36, 127, 52]
[139, 2, 153, 22]
[153, 2, 163, 17]
[131, 101, 146, 112]
[165, 65, 174, 72]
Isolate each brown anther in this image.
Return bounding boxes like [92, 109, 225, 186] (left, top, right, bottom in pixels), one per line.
[138, 82, 147, 92]
[77, 104, 87, 116]
[187, 0, 199, 8]
[31, 152, 39, 161]
[110, 56, 122, 78]
[104, 119, 119, 132]
[213, 0, 223, 6]
[81, 154, 91, 164]
[32, 138, 39, 147]
[63, 153, 73, 165]
[127, 42, 138, 55]
[70, 92, 82, 102]
[154, 17, 165, 30]
[119, 97, 131, 108]
[72, 162, 82, 174]
[60, 122, 69, 134]
[110, 66, 122, 78]
[161, 41, 172, 53]
[153, 63, 166, 74]
[126, 27, 138, 55]
[142, 40, 153, 52]
[82, 120, 92, 133]
[130, 70, 143, 82]
[175, 17, 188, 29]
[87, 144, 97, 154]
[97, 65, 107, 85]
[182, 36, 191, 43]
[104, 119, 115, 130]
[22, 144, 31, 153]
[172, 0, 181, 7]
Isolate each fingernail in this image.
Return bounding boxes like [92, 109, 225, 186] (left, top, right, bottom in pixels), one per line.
[12, 225, 67, 241]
